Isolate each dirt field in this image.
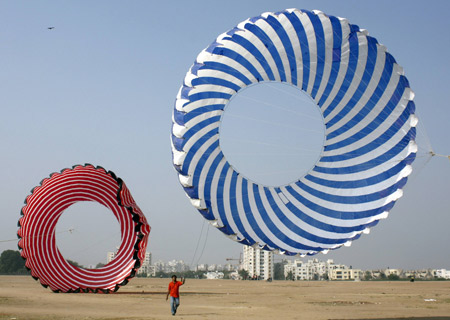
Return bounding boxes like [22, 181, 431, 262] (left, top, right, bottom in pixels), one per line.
[1, 276, 450, 320]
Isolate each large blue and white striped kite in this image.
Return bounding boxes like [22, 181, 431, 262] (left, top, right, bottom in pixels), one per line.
[171, 9, 418, 256]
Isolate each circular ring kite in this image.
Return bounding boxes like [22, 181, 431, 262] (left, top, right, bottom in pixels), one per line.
[171, 9, 418, 256]
[17, 164, 151, 293]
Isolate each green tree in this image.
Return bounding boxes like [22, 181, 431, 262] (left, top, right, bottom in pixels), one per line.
[0, 250, 28, 274]
[67, 260, 83, 268]
[387, 274, 400, 281]
[238, 269, 249, 280]
[274, 262, 285, 280]
[286, 270, 294, 281]
[364, 271, 373, 281]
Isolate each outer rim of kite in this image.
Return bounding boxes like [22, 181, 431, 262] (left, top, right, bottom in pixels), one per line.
[17, 164, 150, 293]
[171, 9, 418, 256]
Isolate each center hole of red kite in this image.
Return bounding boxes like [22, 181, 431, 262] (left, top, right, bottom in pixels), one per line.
[55, 201, 121, 269]
[220, 82, 325, 187]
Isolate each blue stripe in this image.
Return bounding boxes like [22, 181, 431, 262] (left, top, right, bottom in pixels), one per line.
[182, 116, 220, 142]
[252, 186, 322, 251]
[180, 85, 193, 99]
[283, 11, 310, 90]
[173, 108, 186, 126]
[202, 152, 224, 214]
[215, 163, 235, 236]
[267, 188, 362, 239]
[183, 104, 225, 124]
[305, 158, 410, 188]
[317, 16, 342, 107]
[244, 23, 286, 82]
[326, 72, 407, 151]
[190, 140, 220, 200]
[305, 11, 326, 99]
[325, 36, 379, 131]
[315, 128, 416, 174]
[294, 177, 408, 204]
[223, 34, 276, 81]
[200, 61, 252, 86]
[322, 30, 360, 118]
[191, 77, 241, 92]
[188, 91, 232, 102]
[171, 134, 183, 152]
[229, 171, 254, 244]
[321, 102, 413, 162]
[181, 127, 218, 175]
[210, 47, 264, 81]
[241, 180, 279, 249]
[284, 185, 396, 220]
[266, 15, 298, 85]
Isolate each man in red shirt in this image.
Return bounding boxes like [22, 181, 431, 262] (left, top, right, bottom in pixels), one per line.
[166, 275, 185, 315]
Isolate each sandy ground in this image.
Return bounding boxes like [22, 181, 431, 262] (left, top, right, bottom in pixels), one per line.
[1, 276, 450, 320]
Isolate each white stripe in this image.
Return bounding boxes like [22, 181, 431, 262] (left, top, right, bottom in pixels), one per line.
[235, 22, 281, 82]
[313, 13, 334, 103]
[324, 34, 369, 129]
[319, 19, 351, 111]
[254, 16, 291, 83]
[219, 38, 271, 81]
[292, 11, 316, 95]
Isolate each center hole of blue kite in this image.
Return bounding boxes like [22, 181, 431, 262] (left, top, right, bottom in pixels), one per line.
[219, 82, 325, 187]
[55, 201, 121, 269]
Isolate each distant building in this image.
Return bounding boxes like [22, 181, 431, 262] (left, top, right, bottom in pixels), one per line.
[284, 258, 362, 281]
[107, 251, 116, 263]
[384, 268, 401, 277]
[138, 265, 156, 277]
[329, 267, 363, 281]
[223, 263, 235, 272]
[242, 245, 274, 280]
[435, 269, 450, 279]
[208, 264, 217, 271]
[205, 271, 224, 279]
[137, 252, 154, 277]
[196, 264, 208, 271]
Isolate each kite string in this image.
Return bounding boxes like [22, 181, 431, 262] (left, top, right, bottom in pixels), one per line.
[190, 219, 205, 268]
[0, 228, 74, 243]
[195, 223, 210, 268]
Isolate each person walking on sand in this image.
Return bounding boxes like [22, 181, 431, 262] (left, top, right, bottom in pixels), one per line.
[166, 275, 185, 316]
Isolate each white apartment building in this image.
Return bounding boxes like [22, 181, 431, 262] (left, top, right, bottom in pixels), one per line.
[107, 251, 116, 263]
[284, 258, 362, 281]
[328, 267, 363, 280]
[137, 252, 153, 276]
[242, 245, 274, 280]
[436, 269, 450, 279]
[285, 258, 334, 280]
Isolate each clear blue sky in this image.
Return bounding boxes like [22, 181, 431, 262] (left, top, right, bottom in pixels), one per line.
[1, 0, 449, 270]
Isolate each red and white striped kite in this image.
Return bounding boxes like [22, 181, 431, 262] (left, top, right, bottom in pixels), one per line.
[17, 164, 150, 293]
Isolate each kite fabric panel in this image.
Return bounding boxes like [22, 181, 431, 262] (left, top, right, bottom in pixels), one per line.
[17, 164, 151, 293]
[171, 9, 417, 256]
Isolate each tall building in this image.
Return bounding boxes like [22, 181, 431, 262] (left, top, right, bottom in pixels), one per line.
[242, 245, 274, 280]
[107, 251, 116, 263]
[141, 252, 152, 267]
[137, 252, 155, 277]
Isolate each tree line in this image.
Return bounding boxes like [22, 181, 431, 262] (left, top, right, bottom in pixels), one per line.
[0, 250, 107, 274]
[0, 250, 29, 275]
